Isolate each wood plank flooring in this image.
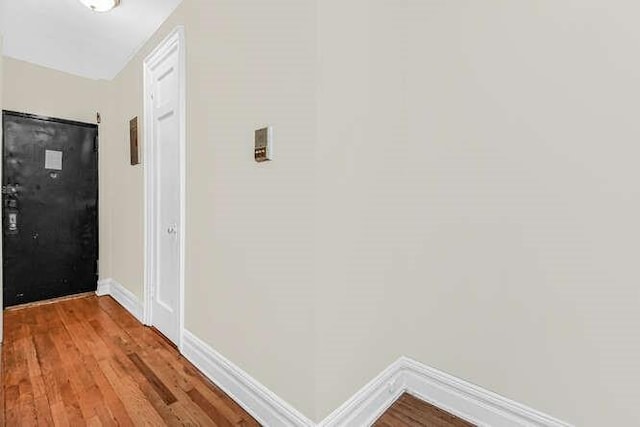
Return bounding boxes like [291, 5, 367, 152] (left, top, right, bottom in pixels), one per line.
[2, 295, 259, 426]
[3, 294, 478, 426]
[374, 393, 475, 427]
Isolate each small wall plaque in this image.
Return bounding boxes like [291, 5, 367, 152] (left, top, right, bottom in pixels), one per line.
[254, 126, 273, 162]
[130, 117, 139, 165]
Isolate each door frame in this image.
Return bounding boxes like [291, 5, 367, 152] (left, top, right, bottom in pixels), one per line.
[142, 26, 186, 350]
[1, 110, 100, 309]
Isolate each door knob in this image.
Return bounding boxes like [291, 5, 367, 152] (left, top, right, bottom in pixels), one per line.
[167, 225, 177, 235]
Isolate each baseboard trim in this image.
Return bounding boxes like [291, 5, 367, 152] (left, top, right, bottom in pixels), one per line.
[181, 328, 571, 427]
[95, 279, 570, 427]
[319, 358, 405, 427]
[182, 329, 314, 427]
[321, 356, 571, 427]
[96, 278, 144, 323]
[96, 278, 111, 297]
[401, 357, 571, 427]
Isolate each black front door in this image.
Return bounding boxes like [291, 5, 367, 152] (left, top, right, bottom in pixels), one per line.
[2, 111, 99, 307]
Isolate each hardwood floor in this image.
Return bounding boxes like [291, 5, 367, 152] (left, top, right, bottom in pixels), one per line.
[374, 393, 475, 427]
[2, 295, 259, 426]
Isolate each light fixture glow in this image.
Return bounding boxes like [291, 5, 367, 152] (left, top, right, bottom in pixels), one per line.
[79, 0, 120, 12]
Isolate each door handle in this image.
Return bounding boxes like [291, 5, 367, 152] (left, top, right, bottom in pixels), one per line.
[167, 225, 178, 235]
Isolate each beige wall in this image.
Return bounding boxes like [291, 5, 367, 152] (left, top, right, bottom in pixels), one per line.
[2, 57, 105, 123]
[100, 0, 318, 417]
[404, 2, 639, 425]
[314, 0, 408, 420]
[100, 0, 640, 424]
[314, 1, 640, 425]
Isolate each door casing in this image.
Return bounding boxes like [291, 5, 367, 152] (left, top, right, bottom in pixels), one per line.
[143, 26, 186, 350]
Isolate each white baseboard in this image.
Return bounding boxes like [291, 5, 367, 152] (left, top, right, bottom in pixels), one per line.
[182, 330, 314, 427]
[318, 358, 405, 427]
[96, 281, 570, 427]
[96, 278, 111, 297]
[181, 328, 571, 427]
[321, 357, 572, 427]
[96, 278, 144, 323]
[401, 358, 571, 427]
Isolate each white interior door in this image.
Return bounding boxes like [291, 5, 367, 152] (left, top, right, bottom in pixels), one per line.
[145, 28, 185, 346]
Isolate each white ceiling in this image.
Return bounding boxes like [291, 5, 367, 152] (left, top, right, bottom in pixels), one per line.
[0, 0, 183, 80]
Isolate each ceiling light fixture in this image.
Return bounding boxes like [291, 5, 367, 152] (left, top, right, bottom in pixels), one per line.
[79, 0, 121, 13]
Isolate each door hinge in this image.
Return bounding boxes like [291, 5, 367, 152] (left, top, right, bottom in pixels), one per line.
[94, 135, 99, 152]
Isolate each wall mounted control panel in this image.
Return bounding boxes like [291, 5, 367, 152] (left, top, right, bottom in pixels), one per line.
[255, 126, 273, 162]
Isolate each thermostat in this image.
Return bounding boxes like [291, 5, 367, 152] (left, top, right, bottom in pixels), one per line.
[255, 126, 273, 162]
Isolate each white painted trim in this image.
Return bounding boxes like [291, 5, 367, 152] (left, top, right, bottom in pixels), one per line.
[96, 278, 144, 323]
[182, 330, 315, 427]
[318, 359, 405, 427]
[180, 328, 571, 427]
[143, 25, 186, 351]
[401, 358, 571, 427]
[321, 357, 572, 427]
[96, 278, 111, 297]
[0, 39, 4, 344]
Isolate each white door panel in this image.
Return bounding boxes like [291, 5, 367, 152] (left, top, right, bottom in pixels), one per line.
[145, 28, 184, 346]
